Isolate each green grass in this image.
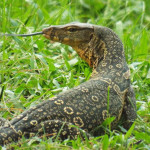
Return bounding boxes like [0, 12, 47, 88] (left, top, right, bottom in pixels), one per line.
[0, 0, 150, 149]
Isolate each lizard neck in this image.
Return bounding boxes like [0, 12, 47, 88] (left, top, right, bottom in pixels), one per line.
[72, 26, 128, 77]
[78, 26, 131, 92]
[89, 26, 129, 78]
[95, 38, 128, 78]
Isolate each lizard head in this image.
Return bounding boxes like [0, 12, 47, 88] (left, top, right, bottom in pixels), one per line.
[43, 22, 94, 47]
[42, 22, 99, 67]
[42, 22, 120, 68]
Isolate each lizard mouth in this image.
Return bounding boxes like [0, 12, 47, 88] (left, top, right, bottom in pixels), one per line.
[43, 34, 59, 41]
[43, 33, 70, 44]
[42, 27, 56, 41]
[43, 33, 50, 39]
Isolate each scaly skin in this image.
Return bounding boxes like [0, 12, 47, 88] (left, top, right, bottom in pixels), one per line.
[0, 23, 136, 146]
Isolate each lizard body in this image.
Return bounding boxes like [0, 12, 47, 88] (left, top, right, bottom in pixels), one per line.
[0, 23, 136, 145]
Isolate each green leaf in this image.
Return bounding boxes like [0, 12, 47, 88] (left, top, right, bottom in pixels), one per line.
[134, 130, 150, 143]
[102, 134, 109, 150]
[125, 122, 135, 140]
[68, 57, 78, 66]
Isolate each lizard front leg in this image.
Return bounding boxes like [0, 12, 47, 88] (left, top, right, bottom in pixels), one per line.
[121, 86, 137, 129]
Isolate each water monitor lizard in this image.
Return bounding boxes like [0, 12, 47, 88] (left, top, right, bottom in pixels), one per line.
[0, 22, 137, 145]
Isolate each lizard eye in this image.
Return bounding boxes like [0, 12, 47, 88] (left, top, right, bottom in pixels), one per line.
[68, 28, 77, 32]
